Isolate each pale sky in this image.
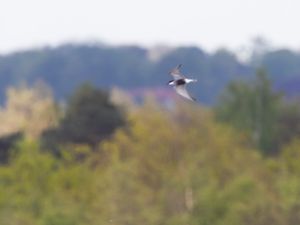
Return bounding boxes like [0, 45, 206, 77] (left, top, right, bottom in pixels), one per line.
[0, 0, 299, 53]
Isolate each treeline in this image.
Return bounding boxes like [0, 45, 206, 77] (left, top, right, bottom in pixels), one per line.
[0, 43, 299, 104]
[0, 80, 299, 224]
[0, 43, 299, 224]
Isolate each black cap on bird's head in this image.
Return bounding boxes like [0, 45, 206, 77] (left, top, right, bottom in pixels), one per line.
[168, 80, 174, 85]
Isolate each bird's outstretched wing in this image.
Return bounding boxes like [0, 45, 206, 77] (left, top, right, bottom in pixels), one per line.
[169, 64, 184, 80]
[174, 84, 196, 101]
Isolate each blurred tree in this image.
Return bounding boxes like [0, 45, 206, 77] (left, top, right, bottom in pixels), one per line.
[249, 36, 272, 66]
[95, 100, 281, 225]
[59, 83, 125, 146]
[277, 102, 300, 147]
[0, 43, 300, 105]
[0, 82, 58, 139]
[0, 100, 299, 225]
[0, 133, 22, 164]
[215, 69, 282, 154]
[261, 49, 300, 82]
[276, 139, 300, 224]
[109, 86, 135, 112]
[0, 139, 103, 225]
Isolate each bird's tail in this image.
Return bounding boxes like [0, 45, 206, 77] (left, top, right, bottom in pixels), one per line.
[186, 78, 197, 83]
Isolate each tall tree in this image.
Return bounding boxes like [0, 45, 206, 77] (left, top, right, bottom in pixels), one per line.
[59, 83, 125, 146]
[215, 69, 282, 154]
[0, 82, 58, 139]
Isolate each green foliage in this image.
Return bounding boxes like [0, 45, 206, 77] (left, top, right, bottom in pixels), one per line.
[277, 102, 300, 146]
[58, 83, 125, 146]
[0, 98, 300, 224]
[215, 69, 282, 154]
[274, 139, 300, 224]
[0, 42, 300, 224]
[94, 102, 281, 225]
[0, 140, 106, 225]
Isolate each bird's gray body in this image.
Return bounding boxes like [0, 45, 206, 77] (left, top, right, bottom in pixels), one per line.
[168, 64, 197, 101]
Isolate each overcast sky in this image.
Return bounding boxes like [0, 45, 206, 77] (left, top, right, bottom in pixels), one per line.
[0, 0, 299, 53]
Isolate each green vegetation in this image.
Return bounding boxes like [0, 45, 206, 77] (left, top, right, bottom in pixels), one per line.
[55, 83, 125, 147]
[215, 69, 300, 155]
[0, 79, 299, 224]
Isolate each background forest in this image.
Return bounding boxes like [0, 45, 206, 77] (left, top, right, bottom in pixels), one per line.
[0, 42, 299, 225]
[0, 41, 299, 104]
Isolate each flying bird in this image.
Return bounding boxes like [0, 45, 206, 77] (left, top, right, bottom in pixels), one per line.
[168, 64, 197, 101]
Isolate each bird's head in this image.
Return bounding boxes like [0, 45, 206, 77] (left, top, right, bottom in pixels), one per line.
[168, 80, 175, 86]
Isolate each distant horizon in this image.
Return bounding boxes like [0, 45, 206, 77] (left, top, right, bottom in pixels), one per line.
[1, 30, 300, 55]
[1, 37, 299, 64]
[0, 36, 299, 52]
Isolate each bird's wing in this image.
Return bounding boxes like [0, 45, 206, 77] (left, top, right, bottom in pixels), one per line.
[174, 84, 196, 101]
[169, 64, 184, 80]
